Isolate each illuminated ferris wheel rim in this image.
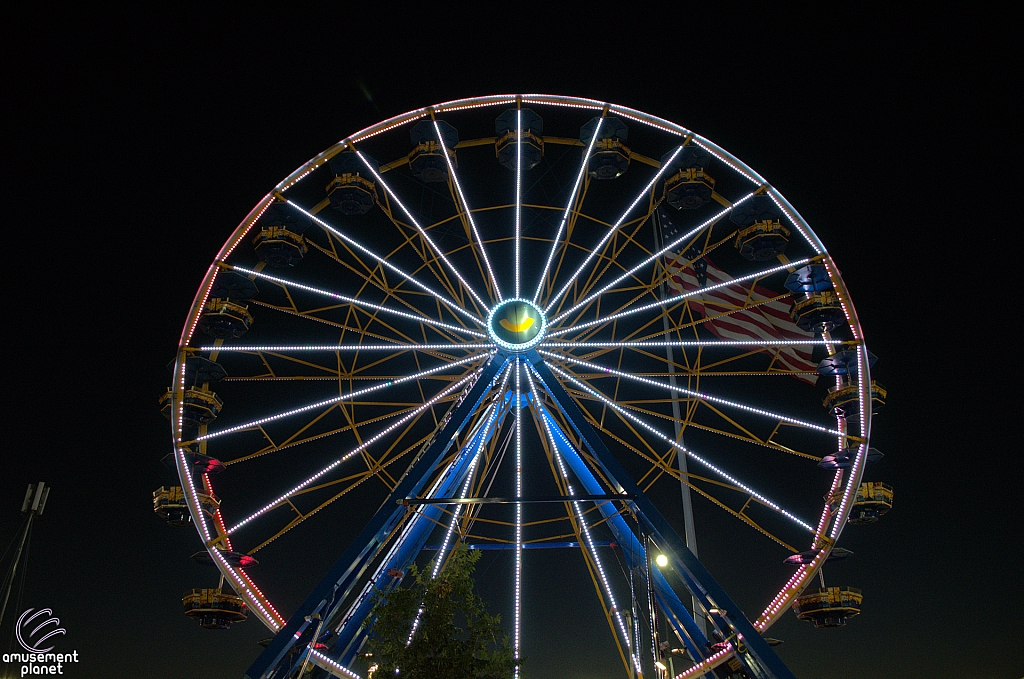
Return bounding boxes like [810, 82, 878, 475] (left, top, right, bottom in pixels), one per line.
[169, 93, 873, 676]
[173, 93, 847, 314]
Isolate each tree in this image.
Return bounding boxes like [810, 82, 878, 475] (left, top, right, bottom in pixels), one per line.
[364, 545, 517, 679]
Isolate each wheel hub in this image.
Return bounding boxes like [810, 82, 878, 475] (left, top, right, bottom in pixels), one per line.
[487, 298, 546, 352]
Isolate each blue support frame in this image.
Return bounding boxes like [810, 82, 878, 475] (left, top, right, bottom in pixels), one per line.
[332, 397, 512, 665]
[247, 349, 796, 679]
[536, 402, 709, 662]
[245, 354, 508, 679]
[529, 355, 795, 679]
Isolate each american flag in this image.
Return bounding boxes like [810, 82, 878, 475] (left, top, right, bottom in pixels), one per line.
[660, 214, 817, 383]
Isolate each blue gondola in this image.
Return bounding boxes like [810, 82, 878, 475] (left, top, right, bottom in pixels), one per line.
[495, 109, 544, 170]
[408, 120, 458, 182]
[581, 117, 630, 179]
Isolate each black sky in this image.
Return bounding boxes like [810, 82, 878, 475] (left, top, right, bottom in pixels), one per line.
[2, 9, 1018, 679]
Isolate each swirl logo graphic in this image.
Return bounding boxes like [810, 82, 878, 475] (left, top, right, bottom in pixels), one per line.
[16, 608, 66, 653]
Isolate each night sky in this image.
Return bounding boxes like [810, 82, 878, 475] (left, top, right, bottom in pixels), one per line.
[3, 11, 1018, 679]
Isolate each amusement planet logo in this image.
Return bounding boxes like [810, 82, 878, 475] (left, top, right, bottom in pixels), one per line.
[2, 607, 79, 676]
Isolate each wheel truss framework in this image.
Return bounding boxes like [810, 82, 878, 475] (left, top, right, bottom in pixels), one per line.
[166, 94, 873, 679]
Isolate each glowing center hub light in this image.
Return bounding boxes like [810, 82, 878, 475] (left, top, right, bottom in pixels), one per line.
[487, 298, 546, 351]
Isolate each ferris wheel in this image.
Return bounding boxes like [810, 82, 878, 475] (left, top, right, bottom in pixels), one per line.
[158, 95, 890, 679]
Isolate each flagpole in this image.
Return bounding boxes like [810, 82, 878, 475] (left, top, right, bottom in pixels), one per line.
[652, 209, 707, 639]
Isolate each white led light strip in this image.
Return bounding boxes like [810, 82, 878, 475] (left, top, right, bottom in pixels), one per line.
[408, 433, 492, 644]
[546, 363, 814, 532]
[175, 445, 284, 630]
[307, 649, 363, 679]
[354, 150, 491, 314]
[433, 96, 517, 114]
[521, 94, 604, 110]
[608, 105, 686, 137]
[545, 145, 684, 314]
[550, 193, 754, 325]
[769, 191, 822, 256]
[343, 407, 500, 652]
[409, 364, 513, 645]
[533, 117, 603, 304]
[513, 358, 523, 679]
[201, 352, 485, 443]
[431, 407, 498, 580]
[285, 200, 483, 325]
[542, 339, 836, 348]
[541, 351, 839, 436]
[692, 138, 761, 185]
[431, 363, 512, 579]
[228, 367, 483, 533]
[523, 367, 635, 660]
[829, 345, 869, 540]
[201, 343, 492, 352]
[546, 257, 812, 336]
[432, 119, 503, 302]
[229, 265, 486, 338]
[515, 109, 523, 299]
[674, 645, 734, 679]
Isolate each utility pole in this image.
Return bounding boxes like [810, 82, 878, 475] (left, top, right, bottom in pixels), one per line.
[0, 483, 49, 628]
[652, 210, 707, 638]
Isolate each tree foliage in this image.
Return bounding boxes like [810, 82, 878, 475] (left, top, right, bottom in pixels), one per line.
[365, 546, 516, 679]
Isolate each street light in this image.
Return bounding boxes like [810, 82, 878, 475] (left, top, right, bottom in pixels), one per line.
[660, 645, 692, 679]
